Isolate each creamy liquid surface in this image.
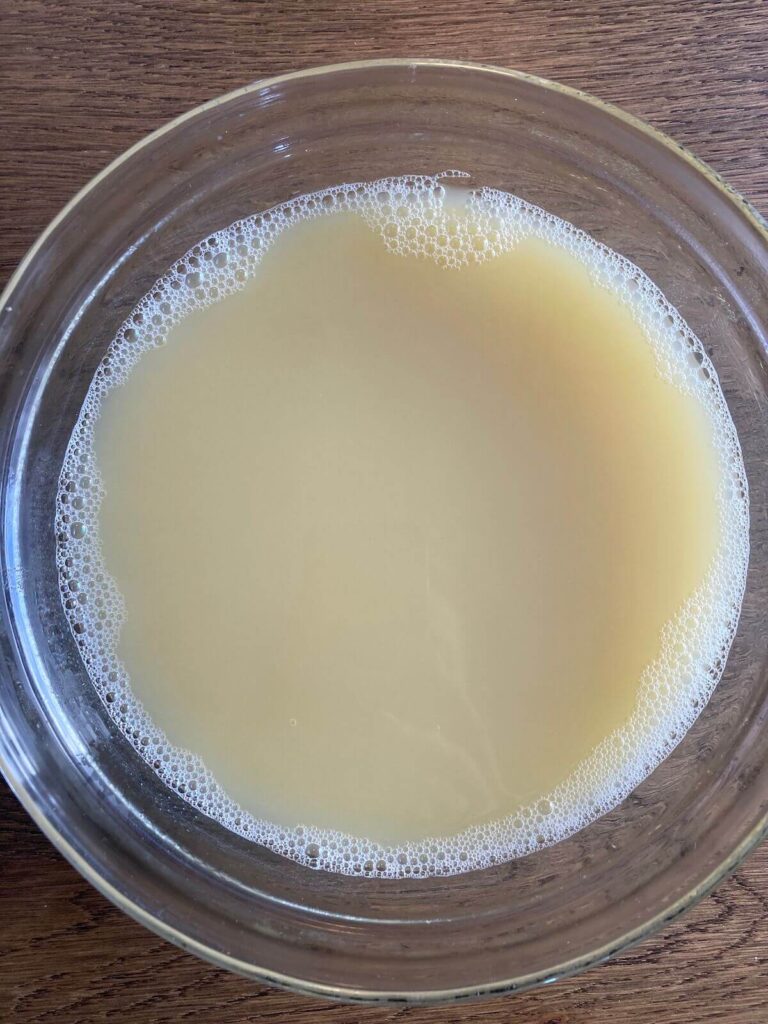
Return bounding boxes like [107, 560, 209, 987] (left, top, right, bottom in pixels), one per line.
[57, 176, 748, 876]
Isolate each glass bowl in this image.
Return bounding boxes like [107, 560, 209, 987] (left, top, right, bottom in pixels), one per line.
[1, 59, 767, 1004]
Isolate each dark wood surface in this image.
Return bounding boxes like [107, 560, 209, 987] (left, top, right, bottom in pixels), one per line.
[2, 2, 768, 1021]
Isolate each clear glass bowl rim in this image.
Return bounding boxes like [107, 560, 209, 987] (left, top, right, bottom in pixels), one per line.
[1, 57, 767, 1004]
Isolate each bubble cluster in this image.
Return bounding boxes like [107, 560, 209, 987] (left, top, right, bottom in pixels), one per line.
[56, 172, 749, 878]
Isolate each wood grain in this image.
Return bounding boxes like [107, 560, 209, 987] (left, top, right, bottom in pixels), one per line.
[2, 2, 768, 1021]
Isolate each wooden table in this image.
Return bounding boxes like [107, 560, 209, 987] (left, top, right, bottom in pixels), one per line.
[2, 2, 768, 1021]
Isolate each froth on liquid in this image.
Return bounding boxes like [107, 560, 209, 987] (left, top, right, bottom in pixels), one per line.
[57, 175, 748, 877]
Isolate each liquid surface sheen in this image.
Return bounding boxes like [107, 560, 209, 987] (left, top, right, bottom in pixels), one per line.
[57, 175, 749, 877]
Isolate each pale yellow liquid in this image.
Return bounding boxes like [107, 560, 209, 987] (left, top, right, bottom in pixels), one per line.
[95, 207, 720, 847]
